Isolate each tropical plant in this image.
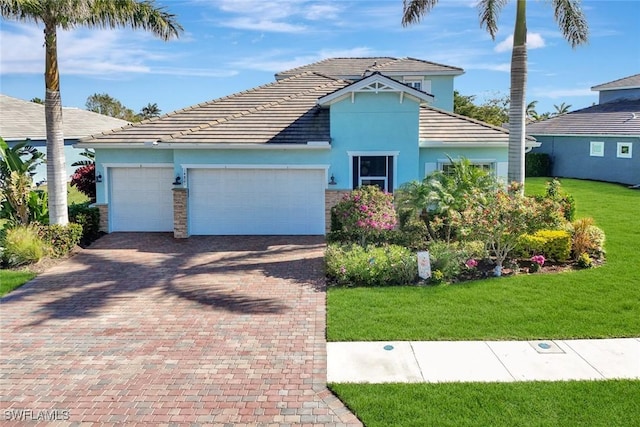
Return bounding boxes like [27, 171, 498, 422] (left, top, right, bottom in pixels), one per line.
[140, 102, 161, 119]
[70, 164, 96, 202]
[397, 157, 499, 242]
[553, 102, 572, 116]
[71, 149, 95, 167]
[1, 224, 50, 267]
[402, 0, 589, 187]
[0, 137, 47, 225]
[0, 0, 183, 227]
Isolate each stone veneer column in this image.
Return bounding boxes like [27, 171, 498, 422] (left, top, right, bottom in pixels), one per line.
[172, 188, 188, 239]
[94, 204, 109, 233]
[324, 189, 352, 233]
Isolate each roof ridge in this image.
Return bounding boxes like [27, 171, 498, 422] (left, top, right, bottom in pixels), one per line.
[163, 74, 346, 142]
[592, 73, 640, 90]
[404, 57, 464, 72]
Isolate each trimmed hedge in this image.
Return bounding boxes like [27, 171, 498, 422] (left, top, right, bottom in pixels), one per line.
[525, 152, 551, 177]
[69, 202, 101, 245]
[38, 223, 83, 257]
[517, 229, 571, 261]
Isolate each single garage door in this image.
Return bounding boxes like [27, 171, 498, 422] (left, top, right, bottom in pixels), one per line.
[189, 168, 325, 235]
[110, 167, 174, 232]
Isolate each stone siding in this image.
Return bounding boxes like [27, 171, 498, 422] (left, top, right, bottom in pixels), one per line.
[173, 188, 189, 239]
[324, 189, 351, 233]
[94, 204, 109, 233]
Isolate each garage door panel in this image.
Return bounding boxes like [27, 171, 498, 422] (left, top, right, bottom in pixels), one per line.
[110, 168, 174, 232]
[189, 168, 325, 235]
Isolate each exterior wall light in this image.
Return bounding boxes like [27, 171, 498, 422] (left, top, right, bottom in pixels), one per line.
[329, 174, 337, 185]
[96, 173, 103, 183]
[173, 176, 182, 185]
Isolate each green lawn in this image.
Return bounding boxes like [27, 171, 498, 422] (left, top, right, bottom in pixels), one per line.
[0, 270, 36, 297]
[330, 380, 640, 427]
[328, 178, 640, 341]
[0, 184, 87, 297]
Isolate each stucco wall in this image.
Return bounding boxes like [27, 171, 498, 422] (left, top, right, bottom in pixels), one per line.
[531, 135, 639, 185]
[327, 91, 421, 191]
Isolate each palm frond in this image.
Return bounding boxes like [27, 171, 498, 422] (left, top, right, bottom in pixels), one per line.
[87, 0, 183, 40]
[552, 0, 589, 47]
[402, 0, 439, 27]
[478, 0, 509, 39]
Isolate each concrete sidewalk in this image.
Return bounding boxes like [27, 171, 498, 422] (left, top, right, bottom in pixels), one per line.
[327, 338, 640, 383]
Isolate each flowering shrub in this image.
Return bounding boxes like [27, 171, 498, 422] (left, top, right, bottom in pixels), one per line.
[465, 259, 478, 269]
[325, 243, 417, 287]
[70, 163, 96, 202]
[330, 186, 397, 246]
[530, 254, 545, 273]
[459, 186, 560, 271]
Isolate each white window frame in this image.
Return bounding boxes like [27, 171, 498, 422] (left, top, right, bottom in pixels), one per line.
[347, 151, 399, 193]
[403, 78, 431, 93]
[436, 158, 497, 176]
[590, 141, 605, 157]
[617, 142, 633, 159]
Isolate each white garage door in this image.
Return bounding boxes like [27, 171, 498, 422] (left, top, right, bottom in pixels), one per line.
[110, 167, 174, 232]
[189, 168, 325, 235]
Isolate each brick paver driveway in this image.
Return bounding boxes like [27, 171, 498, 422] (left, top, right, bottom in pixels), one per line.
[1, 234, 361, 426]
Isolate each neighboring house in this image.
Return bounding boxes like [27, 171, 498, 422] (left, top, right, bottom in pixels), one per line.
[0, 94, 130, 183]
[527, 74, 640, 185]
[78, 57, 538, 237]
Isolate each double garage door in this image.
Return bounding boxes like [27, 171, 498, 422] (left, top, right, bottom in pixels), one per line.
[109, 167, 325, 235]
[189, 168, 325, 235]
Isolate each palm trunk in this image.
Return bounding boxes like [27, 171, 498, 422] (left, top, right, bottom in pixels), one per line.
[44, 23, 69, 225]
[507, 0, 527, 187]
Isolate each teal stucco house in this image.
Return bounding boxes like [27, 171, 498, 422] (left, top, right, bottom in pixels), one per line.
[79, 57, 532, 237]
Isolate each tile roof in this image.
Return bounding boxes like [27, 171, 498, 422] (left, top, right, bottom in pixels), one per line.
[526, 99, 640, 136]
[82, 72, 347, 145]
[592, 74, 640, 91]
[80, 59, 515, 148]
[419, 106, 536, 144]
[275, 57, 463, 80]
[0, 94, 130, 141]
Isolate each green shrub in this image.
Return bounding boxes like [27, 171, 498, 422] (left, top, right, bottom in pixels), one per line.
[516, 230, 571, 261]
[1, 224, 50, 266]
[38, 223, 83, 257]
[536, 230, 572, 261]
[525, 152, 551, 177]
[69, 202, 101, 244]
[577, 252, 593, 269]
[568, 217, 605, 259]
[515, 234, 547, 257]
[325, 244, 417, 287]
[426, 240, 487, 282]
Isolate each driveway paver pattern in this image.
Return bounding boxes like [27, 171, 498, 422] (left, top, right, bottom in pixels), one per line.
[1, 233, 361, 426]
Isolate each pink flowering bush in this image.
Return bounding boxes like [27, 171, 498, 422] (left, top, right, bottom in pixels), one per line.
[530, 255, 546, 273]
[330, 186, 397, 246]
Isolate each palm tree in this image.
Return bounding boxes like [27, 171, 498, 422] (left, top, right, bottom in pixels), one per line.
[526, 100, 538, 121]
[140, 102, 161, 120]
[0, 0, 182, 225]
[402, 0, 588, 187]
[553, 102, 572, 116]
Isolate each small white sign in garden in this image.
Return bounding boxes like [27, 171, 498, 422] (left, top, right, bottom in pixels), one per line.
[417, 251, 431, 279]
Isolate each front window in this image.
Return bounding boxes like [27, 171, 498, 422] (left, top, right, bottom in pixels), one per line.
[617, 142, 632, 159]
[352, 155, 394, 192]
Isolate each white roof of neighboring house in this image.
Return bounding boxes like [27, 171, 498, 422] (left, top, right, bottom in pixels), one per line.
[0, 94, 130, 142]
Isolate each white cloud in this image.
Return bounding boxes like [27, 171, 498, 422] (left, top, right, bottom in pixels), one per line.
[231, 47, 377, 73]
[220, 17, 306, 33]
[0, 23, 220, 78]
[494, 32, 546, 53]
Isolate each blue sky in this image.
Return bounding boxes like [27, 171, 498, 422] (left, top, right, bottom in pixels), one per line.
[1, 0, 639, 117]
